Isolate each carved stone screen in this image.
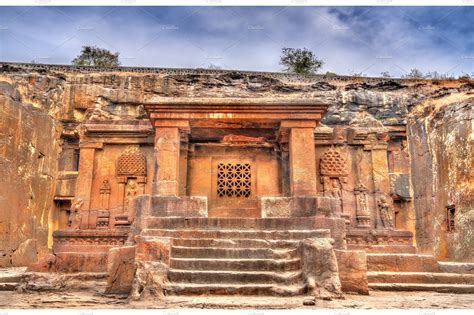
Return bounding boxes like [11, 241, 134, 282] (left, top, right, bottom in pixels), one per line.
[117, 151, 147, 177]
[217, 163, 252, 198]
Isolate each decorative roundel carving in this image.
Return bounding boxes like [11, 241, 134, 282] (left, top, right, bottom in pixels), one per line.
[117, 151, 147, 177]
[320, 148, 347, 177]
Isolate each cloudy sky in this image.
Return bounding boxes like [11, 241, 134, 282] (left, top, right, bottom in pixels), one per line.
[0, 6, 473, 77]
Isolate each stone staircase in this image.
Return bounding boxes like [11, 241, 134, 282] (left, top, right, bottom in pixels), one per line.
[367, 253, 474, 293]
[138, 217, 336, 296]
[0, 267, 25, 291]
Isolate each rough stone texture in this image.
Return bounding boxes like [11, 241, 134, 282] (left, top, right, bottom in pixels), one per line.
[298, 238, 342, 299]
[17, 271, 107, 293]
[260, 196, 332, 217]
[11, 239, 38, 266]
[105, 246, 137, 295]
[149, 196, 208, 217]
[367, 254, 439, 272]
[408, 96, 473, 261]
[135, 236, 170, 264]
[130, 261, 168, 300]
[0, 79, 61, 266]
[335, 249, 369, 295]
[389, 173, 412, 201]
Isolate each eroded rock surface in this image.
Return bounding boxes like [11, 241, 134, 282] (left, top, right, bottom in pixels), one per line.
[298, 238, 343, 299]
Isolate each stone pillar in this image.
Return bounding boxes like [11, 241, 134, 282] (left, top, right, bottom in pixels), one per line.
[74, 142, 102, 229]
[280, 120, 317, 197]
[152, 120, 190, 196]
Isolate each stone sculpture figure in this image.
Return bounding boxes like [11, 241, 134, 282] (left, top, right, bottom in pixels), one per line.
[124, 180, 138, 211]
[378, 195, 394, 229]
[329, 178, 343, 215]
[68, 198, 83, 229]
[354, 182, 371, 228]
[357, 193, 368, 213]
[330, 179, 342, 199]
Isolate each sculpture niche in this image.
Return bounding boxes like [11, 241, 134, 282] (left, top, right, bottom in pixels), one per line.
[320, 148, 348, 217]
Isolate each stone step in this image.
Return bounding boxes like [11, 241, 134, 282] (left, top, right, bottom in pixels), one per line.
[369, 283, 474, 294]
[145, 217, 321, 230]
[348, 244, 416, 254]
[0, 267, 26, 291]
[142, 228, 330, 240]
[367, 253, 439, 272]
[171, 246, 298, 259]
[368, 272, 474, 284]
[171, 238, 300, 249]
[164, 282, 307, 296]
[168, 269, 302, 285]
[0, 282, 17, 291]
[16, 272, 108, 292]
[0, 274, 23, 283]
[170, 258, 301, 272]
[438, 262, 474, 274]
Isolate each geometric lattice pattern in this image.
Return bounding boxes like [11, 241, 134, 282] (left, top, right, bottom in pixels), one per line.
[117, 152, 147, 177]
[320, 148, 347, 177]
[217, 163, 251, 198]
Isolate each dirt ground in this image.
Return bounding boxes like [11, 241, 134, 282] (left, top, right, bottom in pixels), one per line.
[1, 290, 473, 309]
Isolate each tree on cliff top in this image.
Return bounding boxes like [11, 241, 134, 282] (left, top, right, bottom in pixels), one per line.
[72, 46, 120, 67]
[279, 47, 323, 75]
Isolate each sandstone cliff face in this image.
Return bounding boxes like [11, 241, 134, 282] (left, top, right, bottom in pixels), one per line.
[408, 95, 473, 261]
[0, 79, 63, 267]
[0, 62, 472, 265]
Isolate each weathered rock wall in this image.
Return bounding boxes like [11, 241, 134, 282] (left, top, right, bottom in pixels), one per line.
[0, 62, 472, 266]
[408, 94, 473, 261]
[0, 79, 63, 266]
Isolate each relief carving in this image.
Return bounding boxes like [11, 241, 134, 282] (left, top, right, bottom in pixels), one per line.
[377, 195, 394, 230]
[124, 179, 139, 209]
[96, 210, 110, 229]
[354, 182, 371, 228]
[115, 147, 147, 221]
[320, 148, 347, 216]
[99, 179, 111, 210]
[68, 198, 83, 229]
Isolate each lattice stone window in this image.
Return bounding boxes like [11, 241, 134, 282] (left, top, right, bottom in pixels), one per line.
[117, 151, 146, 177]
[217, 163, 251, 198]
[320, 148, 347, 177]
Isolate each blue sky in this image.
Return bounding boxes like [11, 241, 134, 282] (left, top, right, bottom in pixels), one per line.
[0, 6, 473, 77]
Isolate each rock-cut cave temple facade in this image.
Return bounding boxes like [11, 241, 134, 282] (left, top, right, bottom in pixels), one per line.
[0, 63, 473, 298]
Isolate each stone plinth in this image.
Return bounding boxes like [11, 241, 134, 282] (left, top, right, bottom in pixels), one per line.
[259, 196, 332, 218]
[28, 229, 129, 273]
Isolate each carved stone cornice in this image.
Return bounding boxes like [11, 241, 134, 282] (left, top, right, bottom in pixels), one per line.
[144, 98, 328, 130]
